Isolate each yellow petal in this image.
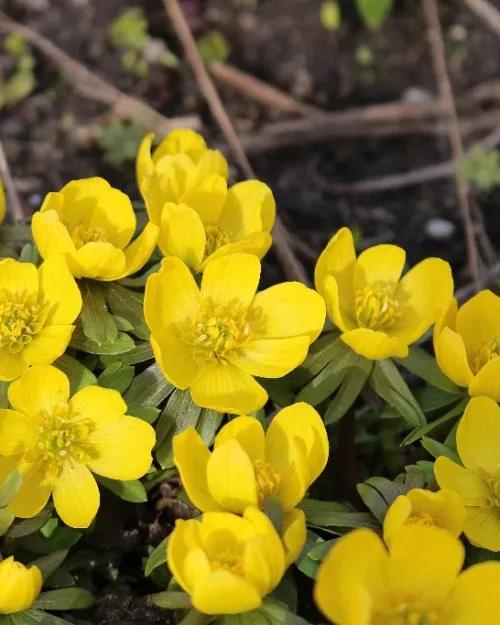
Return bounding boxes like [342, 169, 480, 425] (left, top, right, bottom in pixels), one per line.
[55, 178, 111, 230]
[206, 439, 258, 513]
[144, 256, 200, 336]
[190, 363, 267, 414]
[470, 357, 500, 401]
[214, 416, 265, 464]
[353, 244, 406, 292]
[87, 416, 155, 480]
[432, 297, 458, 354]
[118, 222, 159, 280]
[38, 255, 82, 325]
[383, 495, 412, 544]
[52, 462, 100, 529]
[74, 242, 126, 280]
[199, 232, 272, 271]
[167, 519, 200, 593]
[463, 507, 500, 552]
[0, 349, 26, 382]
[136, 132, 155, 187]
[182, 173, 227, 224]
[151, 333, 198, 390]
[200, 510, 254, 544]
[435, 456, 491, 506]
[0, 558, 42, 614]
[267, 402, 328, 487]
[183, 547, 211, 591]
[282, 508, 307, 568]
[31, 209, 76, 260]
[406, 489, 466, 538]
[8, 364, 70, 416]
[323, 274, 357, 332]
[388, 525, 463, 602]
[314, 227, 356, 299]
[192, 571, 262, 615]
[8, 460, 51, 519]
[244, 507, 285, 592]
[193, 150, 229, 181]
[173, 426, 221, 511]
[342, 328, 408, 360]
[22, 325, 75, 366]
[69, 385, 126, 428]
[249, 282, 326, 343]
[456, 396, 500, 475]
[218, 180, 276, 237]
[158, 202, 205, 269]
[451, 561, 500, 624]
[201, 253, 260, 310]
[91, 187, 136, 250]
[0, 258, 38, 297]
[435, 327, 473, 388]
[0, 409, 37, 455]
[456, 290, 500, 354]
[153, 129, 207, 165]
[233, 336, 310, 378]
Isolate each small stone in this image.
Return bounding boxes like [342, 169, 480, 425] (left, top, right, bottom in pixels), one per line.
[402, 87, 434, 104]
[424, 218, 456, 240]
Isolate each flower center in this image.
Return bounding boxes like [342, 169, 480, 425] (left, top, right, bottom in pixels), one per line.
[373, 601, 445, 625]
[254, 460, 281, 507]
[211, 552, 244, 577]
[71, 224, 108, 249]
[203, 223, 231, 260]
[31, 402, 95, 479]
[0, 296, 45, 353]
[406, 513, 436, 528]
[177, 297, 255, 364]
[480, 473, 500, 508]
[355, 282, 402, 331]
[470, 339, 500, 375]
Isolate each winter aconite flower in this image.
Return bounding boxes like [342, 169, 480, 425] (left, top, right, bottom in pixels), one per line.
[435, 396, 500, 551]
[168, 508, 285, 615]
[314, 526, 500, 625]
[0, 256, 81, 381]
[434, 290, 500, 401]
[31, 178, 158, 281]
[174, 403, 328, 565]
[137, 132, 275, 272]
[383, 488, 465, 544]
[0, 365, 156, 529]
[145, 254, 325, 414]
[0, 557, 42, 614]
[315, 227, 453, 360]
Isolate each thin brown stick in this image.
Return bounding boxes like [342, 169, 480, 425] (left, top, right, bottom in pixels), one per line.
[423, 0, 482, 290]
[0, 139, 24, 222]
[163, 0, 309, 284]
[456, 262, 500, 302]
[0, 11, 200, 135]
[462, 0, 500, 39]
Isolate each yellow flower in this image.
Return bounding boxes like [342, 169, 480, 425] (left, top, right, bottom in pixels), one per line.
[0, 365, 156, 529]
[434, 290, 500, 401]
[383, 488, 466, 544]
[0, 256, 81, 381]
[435, 395, 500, 551]
[174, 403, 328, 565]
[137, 132, 274, 272]
[31, 178, 159, 281]
[315, 227, 453, 360]
[168, 507, 285, 615]
[0, 176, 5, 225]
[314, 526, 500, 625]
[145, 254, 325, 414]
[0, 557, 42, 614]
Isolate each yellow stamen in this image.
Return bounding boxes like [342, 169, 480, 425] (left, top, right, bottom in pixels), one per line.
[406, 513, 436, 528]
[211, 553, 244, 577]
[254, 460, 281, 507]
[355, 282, 402, 331]
[203, 223, 231, 260]
[0, 295, 45, 353]
[71, 224, 108, 249]
[471, 339, 500, 375]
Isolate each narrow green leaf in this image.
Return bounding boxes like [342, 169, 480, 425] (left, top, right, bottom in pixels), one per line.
[356, 0, 393, 29]
[19, 525, 81, 554]
[369, 359, 426, 427]
[119, 261, 161, 288]
[258, 377, 295, 407]
[0, 381, 9, 408]
[151, 591, 192, 609]
[363, 476, 404, 506]
[123, 363, 174, 407]
[145, 536, 169, 576]
[103, 283, 149, 340]
[80, 280, 118, 344]
[34, 588, 95, 610]
[0, 469, 22, 507]
[196, 408, 224, 447]
[0, 508, 15, 535]
[288, 332, 340, 387]
[69, 328, 135, 355]
[402, 397, 468, 445]
[98, 363, 135, 393]
[8, 609, 72, 625]
[307, 538, 337, 562]
[263, 495, 284, 535]
[128, 405, 161, 424]
[101, 341, 153, 366]
[8, 506, 53, 538]
[294, 531, 323, 579]
[299, 498, 378, 529]
[19, 243, 40, 265]
[270, 572, 297, 613]
[53, 355, 97, 394]
[324, 356, 373, 425]
[30, 550, 69, 581]
[356, 483, 388, 522]
[44, 569, 75, 590]
[113, 315, 134, 332]
[395, 346, 460, 394]
[421, 436, 461, 464]
[96, 476, 148, 503]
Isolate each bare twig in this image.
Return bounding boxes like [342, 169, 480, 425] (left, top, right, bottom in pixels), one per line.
[456, 262, 500, 302]
[424, 0, 482, 290]
[0, 140, 24, 222]
[0, 11, 200, 135]
[462, 0, 500, 39]
[163, 0, 309, 284]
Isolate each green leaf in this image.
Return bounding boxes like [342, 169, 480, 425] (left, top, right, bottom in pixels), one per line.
[123, 362, 174, 407]
[307, 538, 336, 561]
[98, 362, 135, 393]
[7, 609, 73, 625]
[53, 355, 97, 394]
[8, 506, 53, 538]
[69, 328, 135, 355]
[155, 389, 202, 469]
[421, 436, 461, 464]
[19, 525, 81, 554]
[151, 591, 192, 609]
[299, 498, 379, 530]
[0, 508, 15, 535]
[356, 0, 393, 29]
[465, 543, 500, 566]
[101, 341, 153, 366]
[324, 356, 373, 425]
[258, 378, 295, 407]
[119, 261, 161, 288]
[395, 346, 460, 394]
[196, 408, 224, 447]
[128, 405, 160, 424]
[356, 483, 388, 522]
[103, 283, 149, 340]
[19, 243, 39, 264]
[369, 359, 426, 427]
[263, 495, 284, 535]
[288, 332, 339, 387]
[0, 469, 22, 507]
[415, 387, 465, 414]
[0, 381, 9, 408]
[80, 280, 118, 344]
[34, 588, 95, 610]
[44, 569, 75, 590]
[145, 536, 169, 576]
[270, 572, 297, 613]
[40, 518, 58, 538]
[30, 550, 69, 581]
[96, 476, 148, 503]
[402, 397, 468, 445]
[294, 531, 323, 579]
[113, 315, 134, 332]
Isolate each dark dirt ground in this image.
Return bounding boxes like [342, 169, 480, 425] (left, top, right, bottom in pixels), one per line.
[2, 0, 500, 622]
